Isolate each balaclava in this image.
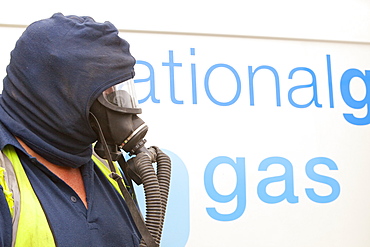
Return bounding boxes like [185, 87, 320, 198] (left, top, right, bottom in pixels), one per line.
[0, 13, 136, 168]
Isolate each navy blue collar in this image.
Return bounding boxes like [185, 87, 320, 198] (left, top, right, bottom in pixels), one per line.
[0, 120, 23, 152]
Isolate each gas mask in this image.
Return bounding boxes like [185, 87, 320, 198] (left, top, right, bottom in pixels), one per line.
[89, 79, 148, 160]
[89, 78, 171, 247]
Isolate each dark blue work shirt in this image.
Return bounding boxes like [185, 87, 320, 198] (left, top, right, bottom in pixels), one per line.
[0, 124, 140, 247]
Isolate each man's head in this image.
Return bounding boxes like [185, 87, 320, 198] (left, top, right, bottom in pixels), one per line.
[0, 13, 136, 167]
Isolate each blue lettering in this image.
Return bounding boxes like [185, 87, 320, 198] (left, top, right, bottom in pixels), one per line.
[204, 64, 241, 106]
[257, 157, 299, 204]
[248, 65, 281, 106]
[137, 50, 369, 126]
[340, 68, 370, 125]
[326, 55, 334, 108]
[305, 157, 340, 203]
[190, 48, 197, 104]
[288, 67, 322, 108]
[204, 156, 246, 221]
[162, 50, 183, 104]
[134, 60, 160, 104]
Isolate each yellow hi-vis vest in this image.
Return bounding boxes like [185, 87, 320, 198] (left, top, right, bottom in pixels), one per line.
[0, 145, 124, 247]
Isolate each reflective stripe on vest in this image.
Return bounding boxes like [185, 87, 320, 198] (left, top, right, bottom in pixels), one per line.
[0, 161, 14, 217]
[3, 145, 56, 247]
[2, 145, 124, 247]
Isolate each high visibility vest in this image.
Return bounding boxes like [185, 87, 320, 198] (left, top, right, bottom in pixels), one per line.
[0, 145, 124, 247]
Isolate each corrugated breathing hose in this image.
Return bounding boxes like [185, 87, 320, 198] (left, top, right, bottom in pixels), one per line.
[134, 146, 171, 247]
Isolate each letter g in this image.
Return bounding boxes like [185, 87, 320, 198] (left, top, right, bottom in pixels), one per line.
[340, 69, 370, 125]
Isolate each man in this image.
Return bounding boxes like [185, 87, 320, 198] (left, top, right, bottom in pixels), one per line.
[0, 13, 141, 246]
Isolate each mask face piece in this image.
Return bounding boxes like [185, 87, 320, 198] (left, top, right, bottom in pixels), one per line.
[89, 79, 148, 160]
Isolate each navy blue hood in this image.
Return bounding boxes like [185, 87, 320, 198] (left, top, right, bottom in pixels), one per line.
[0, 13, 136, 168]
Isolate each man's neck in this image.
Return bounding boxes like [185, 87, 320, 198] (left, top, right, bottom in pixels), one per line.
[16, 137, 88, 208]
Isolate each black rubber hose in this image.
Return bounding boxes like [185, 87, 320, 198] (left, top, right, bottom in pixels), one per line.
[135, 152, 162, 246]
[135, 147, 171, 247]
[151, 147, 171, 244]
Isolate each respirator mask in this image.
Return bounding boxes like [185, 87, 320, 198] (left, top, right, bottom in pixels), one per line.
[89, 78, 171, 247]
[89, 79, 148, 160]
